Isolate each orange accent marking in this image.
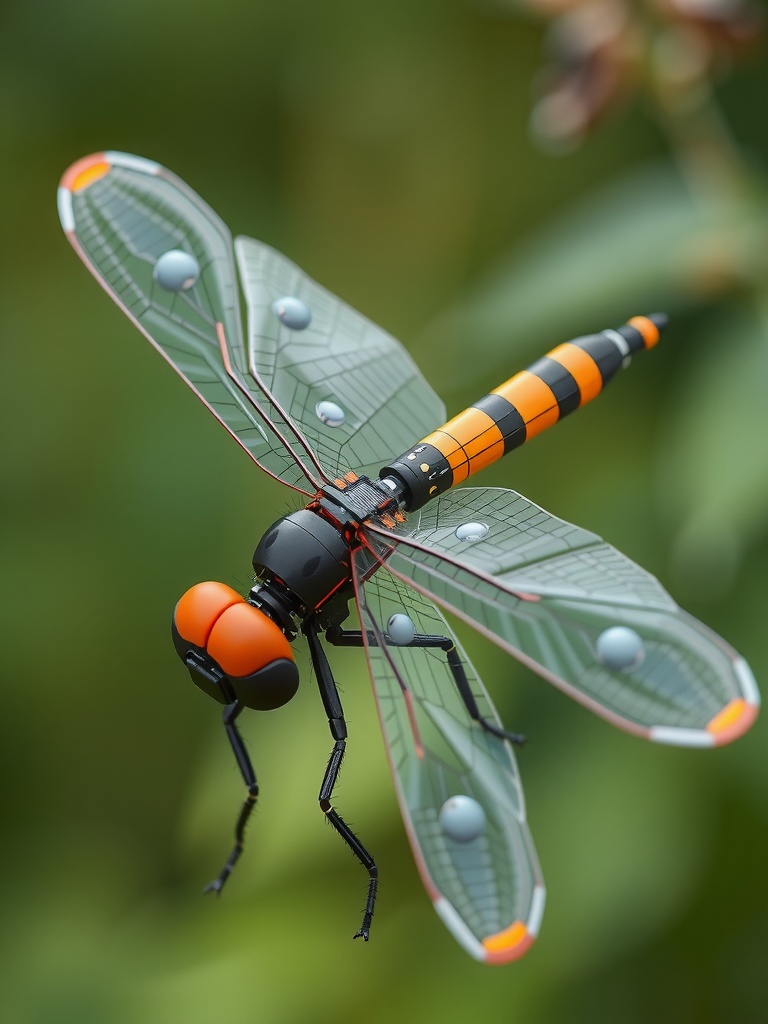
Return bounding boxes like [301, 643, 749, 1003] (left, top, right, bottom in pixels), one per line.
[403, 689, 424, 760]
[345, 471, 358, 482]
[62, 154, 111, 192]
[549, 342, 603, 405]
[482, 921, 534, 964]
[315, 575, 355, 609]
[627, 316, 660, 349]
[707, 698, 759, 745]
[493, 371, 559, 439]
[334, 478, 345, 488]
[174, 581, 243, 648]
[215, 322, 233, 373]
[208, 601, 294, 678]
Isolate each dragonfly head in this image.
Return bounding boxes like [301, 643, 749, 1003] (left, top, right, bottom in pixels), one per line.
[172, 581, 299, 711]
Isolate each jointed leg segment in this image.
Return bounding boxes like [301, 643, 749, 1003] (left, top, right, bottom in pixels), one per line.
[305, 619, 379, 940]
[326, 625, 524, 746]
[205, 697, 260, 895]
[201, 610, 517, 938]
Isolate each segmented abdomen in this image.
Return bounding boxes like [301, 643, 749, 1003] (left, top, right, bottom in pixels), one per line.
[381, 315, 663, 511]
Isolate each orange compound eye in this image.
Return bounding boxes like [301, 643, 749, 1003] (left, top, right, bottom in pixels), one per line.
[173, 583, 299, 711]
[207, 603, 298, 711]
[174, 581, 243, 648]
[207, 602, 293, 677]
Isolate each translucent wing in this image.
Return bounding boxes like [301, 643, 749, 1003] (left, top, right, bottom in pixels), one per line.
[363, 487, 760, 746]
[235, 237, 446, 480]
[58, 152, 446, 490]
[58, 151, 321, 492]
[351, 550, 545, 964]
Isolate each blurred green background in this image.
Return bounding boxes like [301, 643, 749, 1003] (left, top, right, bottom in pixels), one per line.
[2, 0, 768, 1021]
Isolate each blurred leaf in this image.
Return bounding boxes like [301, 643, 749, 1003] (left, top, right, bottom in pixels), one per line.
[657, 304, 768, 598]
[4, 0, 768, 1017]
[422, 159, 768, 391]
[527, 724, 710, 978]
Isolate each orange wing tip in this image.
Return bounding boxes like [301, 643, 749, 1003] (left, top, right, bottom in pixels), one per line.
[60, 151, 162, 192]
[707, 658, 760, 745]
[434, 886, 545, 965]
[58, 152, 162, 233]
[650, 669, 759, 748]
[707, 697, 760, 746]
[482, 922, 535, 965]
[627, 315, 660, 349]
[60, 153, 110, 192]
[58, 153, 110, 233]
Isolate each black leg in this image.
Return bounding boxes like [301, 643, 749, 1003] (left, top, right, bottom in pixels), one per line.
[204, 698, 260, 895]
[326, 625, 525, 746]
[444, 645, 525, 745]
[304, 619, 378, 941]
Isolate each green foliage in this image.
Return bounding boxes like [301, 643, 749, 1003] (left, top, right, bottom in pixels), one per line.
[2, 0, 768, 1021]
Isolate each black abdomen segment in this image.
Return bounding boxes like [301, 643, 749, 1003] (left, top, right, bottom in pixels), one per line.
[381, 315, 666, 511]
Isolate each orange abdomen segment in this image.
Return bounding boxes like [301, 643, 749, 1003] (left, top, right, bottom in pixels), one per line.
[381, 315, 666, 511]
[492, 370, 560, 440]
[421, 406, 505, 485]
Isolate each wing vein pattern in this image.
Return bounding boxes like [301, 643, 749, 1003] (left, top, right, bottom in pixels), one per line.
[362, 487, 758, 742]
[351, 551, 544, 962]
[235, 236, 446, 482]
[62, 154, 333, 490]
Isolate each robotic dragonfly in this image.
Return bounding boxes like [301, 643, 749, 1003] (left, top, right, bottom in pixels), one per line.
[58, 152, 759, 965]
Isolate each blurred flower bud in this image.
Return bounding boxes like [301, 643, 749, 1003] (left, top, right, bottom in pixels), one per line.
[529, 0, 638, 149]
[521, 0, 762, 149]
[655, 0, 763, 53]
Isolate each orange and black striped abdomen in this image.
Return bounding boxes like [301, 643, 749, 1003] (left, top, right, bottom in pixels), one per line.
[381, 314, 664, 511]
